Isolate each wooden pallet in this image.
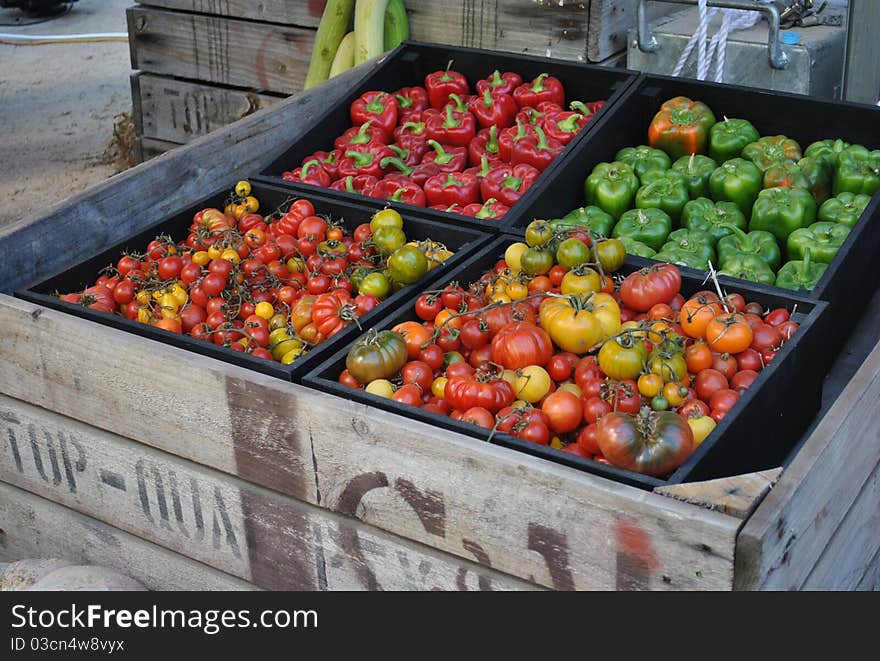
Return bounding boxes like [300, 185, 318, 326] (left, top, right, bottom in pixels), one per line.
[3, 62, 878, 591]
[126, 1, 642, 161]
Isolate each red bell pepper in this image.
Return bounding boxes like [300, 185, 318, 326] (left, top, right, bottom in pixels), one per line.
[329, 174, 378, 196]
[338, 144, 394, 179]
[281, 159, 331, 187]
[371, 178, 427, 207]
[422, 140, 467, 173]
[468, 125, 503, 166]
[424, 171, 481, 207]
[461, 198, 510, 220]
[463, 154, 497, 184]
[475, 70, 523, 96]
[480, 163, 541, 207]
[392, 112, 429, 151]
[306, 149, 343, 180]
[350, 91, 398, 140]
[498, 119, 538, 163]
[542, 111, 588, 146]
[388, 142, 426, 167]
[334, 121, 388, 150]
[512, 73, 565, 109]
[425, 61, 469, 110]
[444, 93, 473, 114]
[571, 100, 606, 116]
[468, 87, 518, 130]
[380, 156, 441, 187]
[430, 203, 465, 214]
[424, 104, 476, 147]
[393, 86, 429, 118]
[511, 125, 563, 171]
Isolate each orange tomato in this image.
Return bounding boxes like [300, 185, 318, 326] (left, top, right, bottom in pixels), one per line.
[705, 313, 754, 354]
[649, 303, 674, 321]
[685, 342, 713, 373]
[153, 317, 182, 334]
[680, 295, 722, 339]
[527, 275, 553, 295]
[433, 308, 462, 331]
[392, 321, 434, 359]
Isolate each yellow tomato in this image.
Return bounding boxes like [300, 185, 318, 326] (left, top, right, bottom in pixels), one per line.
[560, 267, 602, 295]
[558, 383, 582, 398]
[663, 381, 689, 407]
[235, 180, 252, 198]
[431, 376, 448, 398]
[370, 208, 404, 232]
[366, 379, 396, 398]
[137, 307, 153, 324]
[273, 337, 304, 362]
[506, 280, 528, 300]
[549, 436, 565, 450]
[491, 292, 512, 304]
[638, 373, 664, 398]
[192, 250, 210, 266]
[504, 242, 529, 273]
[254, 301, 274, 319]
[647, 321, 673, 344]
[220, 248, 241, 264]
[287, 257, 305, 273]
[245, 196, 260, 213]
[501, 370, 518, 387]
[538, 292, 621, 354]
[135, 290, 151, 305]
[281, 345, 305, 364]
[207, 244, 223, 260]
[169, 283, 188, 307]
[159, 292, 179, 313]
[687, 415, 716, 447]
[514, 365, 552, 403]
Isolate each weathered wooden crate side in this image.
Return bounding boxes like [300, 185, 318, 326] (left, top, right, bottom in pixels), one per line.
[132, 73, 283, 145]
[134, 0, 325, 28]
[0, 483, 257, 591]
[0, 295, 740, 591]
[127, 6, 314, 94]
[0, 394, 539, 591]
[133, 136, 181, 163]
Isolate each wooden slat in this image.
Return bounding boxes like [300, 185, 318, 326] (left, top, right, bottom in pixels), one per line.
[856, 548, 880, 591]
[655, 468, 782, 520]
[0, 295, 740, 590]
[0, 59, 377, 292]
[0, 482, 256, 591]
[134, 137, 181, 163]
[132, 73, 282, 144]
[135, 0, 326, 28]
[0, 394, 539, 591]
[735, 339, 880, 590]
[127, 6, 314, 94]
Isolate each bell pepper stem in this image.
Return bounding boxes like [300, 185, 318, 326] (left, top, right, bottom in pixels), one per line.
[531, 72, 548, 92]
[444, 173, 463, 187]
[439, 59, 455, 80]
[486, 124, 499, 155]
[390, 188, 405, 202]
[379, 156, 412, 175]
[365, 94, 387, 114]
[447, 93, 467, 113]
[514, 119, 527, 140]
[350, 121, 373, 144]
[345, 150, 374, 167]
[801, 248, 812, 281]
[344, 176, 357, 194]
[555, 113, 583, 134]
[427, 139, 455, 165]
[569, 101, 590, 115]
[476, 155, 492, 178]
[502, 174, 523, 191]
[300, 159, 320, 178]
[489, 70, 503, 87]
[534, 125, 553, 152]
[482, 87, 494, 108]
[401, 120, 425, 135]
[388, 144, 408, 159]
[394, 92, 413, 109]
[728, 225, 754, 251]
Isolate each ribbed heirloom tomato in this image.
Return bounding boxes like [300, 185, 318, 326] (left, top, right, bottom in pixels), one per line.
[491, 322, 553, 369]
[596, 408, 694, 476]
[620, 264, 682, 312]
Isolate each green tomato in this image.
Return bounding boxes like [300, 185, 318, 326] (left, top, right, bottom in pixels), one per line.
[555, 238, 592, 270]
[520, 247, 554, 275]
[370, 208, 404, 233]
[372, 226, 407, 253]
[387, 245, 428, 284]
[357, 271, 392, 300]
[525, 220, 554, 247]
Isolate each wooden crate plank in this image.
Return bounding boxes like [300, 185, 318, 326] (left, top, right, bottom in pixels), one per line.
[735, 339, 880, 590]
[0, 59, 377, 292]
[127, 6, 314, 94]
[800, 459, 880, 590]
[856, 548, 880, 591]
[0, 394, 539, 591]
[134, 137, 181, 163]
[0, 482, 256, 591]
[655, 468, 782, 520]
[135, 0, 326, 28]
[133, 74, 283, 144]
[0, 296, 740, 590]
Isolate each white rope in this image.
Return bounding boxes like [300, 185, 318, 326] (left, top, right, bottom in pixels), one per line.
[671, 1, 762, 83]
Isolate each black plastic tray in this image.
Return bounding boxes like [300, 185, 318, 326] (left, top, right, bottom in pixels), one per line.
[507, 73, 880, 357]
[16, 182, 491, 382]
[254, 40, 639, 232]
[303, 236, 828, 489]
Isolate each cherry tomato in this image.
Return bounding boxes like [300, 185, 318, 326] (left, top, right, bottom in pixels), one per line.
[517, 420, 550, 445]
[764, 308, 790, 327]
[709, 388, 740, 414]
[731, 370, 758, 392]
[694, 369, 728, 402]
[576, 423, 600, 454]
[735, 348, 763, 372]
[583, 396, 612, 424]
[460, 406, 495, 429]
[711, 352, 739, 381]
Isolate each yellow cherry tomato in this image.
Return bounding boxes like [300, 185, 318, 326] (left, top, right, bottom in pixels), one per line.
[687, 415, 716, 447]
[254, 301, 274, 319]
[506, 280, 528, 300]
[491, 292, 512, 304]
[169, 283, 188, 307]
[638, 373, 664, 398]
[662, 381, 689, 407]
[560, 267, 601, 295]
[647, 320, 673, 344]
[281, 345, 306, 364]
[558, 383, 582, 398]
[192, 250, 210, 266]
[273, 337, 304, 362]
[268, 313, 288, 331]
[514, 365, 552, 403]
[366, 379, 396, 398]
[207, 244, 223, 260]
[245, 196, 260, 213]
[504, 242, 529, 273]
[287, 257, 305, 273]
[235, 180, 252, 198]
[431, 376, 448, 398]
[220, 248, 241, 264]
[135, 290, 151, 305]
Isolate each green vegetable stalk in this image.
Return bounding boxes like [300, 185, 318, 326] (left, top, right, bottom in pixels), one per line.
[305, 0, 356, 89]
[329, 31, 356, 79]
[383, 0, 409, 50]
[355, 0, 391, 65]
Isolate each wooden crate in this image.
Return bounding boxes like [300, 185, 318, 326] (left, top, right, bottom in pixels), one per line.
[4, 63, 879, 591]
[126, 1, 643, 161]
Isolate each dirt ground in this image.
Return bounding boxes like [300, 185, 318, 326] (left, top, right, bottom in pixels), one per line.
[0, 0, 132, 229]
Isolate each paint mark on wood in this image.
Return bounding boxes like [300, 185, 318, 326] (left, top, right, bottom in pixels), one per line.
[614, 519, 658, 591]
[394, 478, 446, 537]
[99, 469, 126, 491]
[527, 523, 575, 591]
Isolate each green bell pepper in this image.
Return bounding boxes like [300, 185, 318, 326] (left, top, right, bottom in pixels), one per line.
[776, 248, 828, 291]
[653, 247, 710, 271]
[660, 228, 716, 266]
[681, 197, 747, 243]
[618, 236, 657, 259]
[834, 148, 880, 196]
[749, 187, 816, 244]
[615, 145, 672, 183]
[716, 226, 782, 271]
[671, 154, 718, 198]
[709, 158, 763, 216]
[797, 156, 832, 205]
[786, 221, 850, 263]
[804, 138, 851, 171]
[709, 117, 760, 163]
[718, 254, 777, 286]
[742, 135, 803, 172]
[612, 208, 673, 252]
[635, 170, 690, 224]
[551, 205, 615, 238]
[762, 160, 810, 191]
[817, 191, 872, 228]
[584, 161, 640, 220]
